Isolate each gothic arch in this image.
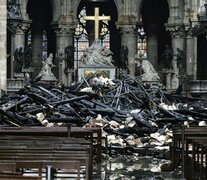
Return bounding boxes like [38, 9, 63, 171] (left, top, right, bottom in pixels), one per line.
[26, 0, 60, 22]
[50, 0, 60, 22]
[136, 0, 170, 22]
[73, 0, 120, 19]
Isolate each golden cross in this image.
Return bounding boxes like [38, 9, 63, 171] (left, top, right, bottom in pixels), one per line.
[84, 7, 111, 40]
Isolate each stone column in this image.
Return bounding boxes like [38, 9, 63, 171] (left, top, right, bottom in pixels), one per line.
[118, 25, 137, 76]
[166, 72, 172, 89]
[146, 23, 158, 68]
[166, 24, 185, 89]
[185, 29, 195, 78]
[0, 0, 6, 92]
[31, 23, 44, 79]
[14, 28, 25, 50]
[54, 23, 75, 85]
[14, 22, 31, 52]
[166, 24, 185, 53]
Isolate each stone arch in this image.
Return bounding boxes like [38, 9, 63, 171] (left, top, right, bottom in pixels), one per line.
[73, 0, 120, 19]
[136, 0, 171, 76]
[73, 0, 120, 70]
[136, 0, 170, 22]
[50, 0, 60, 22]
[26, 0, 60, 22]
[27, 0, 56, 78]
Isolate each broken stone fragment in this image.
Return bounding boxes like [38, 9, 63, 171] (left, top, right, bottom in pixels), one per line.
[36, 112, 45, 122]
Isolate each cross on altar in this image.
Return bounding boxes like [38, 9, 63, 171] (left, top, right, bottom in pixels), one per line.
[84, 7, 111, 40]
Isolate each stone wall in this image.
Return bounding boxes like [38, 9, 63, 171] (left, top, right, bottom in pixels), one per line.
[0, 0, 7, 92]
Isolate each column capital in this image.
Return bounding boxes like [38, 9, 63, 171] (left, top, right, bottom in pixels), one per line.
[165, 23, 186, 38]
[116, 24, 136, 35]
[185, 26, 194, 38]
[53, 22, 77, 36]
[16, 20, 31, 34]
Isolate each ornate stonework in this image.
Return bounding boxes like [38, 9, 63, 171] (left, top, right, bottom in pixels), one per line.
[15, 21, 31, 34]
[53, 23, 76, 36]
[116, 24, 136, 35]
[80, 39, 114, 67]
[165, 24, 186, 38]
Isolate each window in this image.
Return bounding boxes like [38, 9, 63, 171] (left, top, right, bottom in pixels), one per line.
[74, 7, 89, 69]
[42, 30, 47, 60]
[26, 30, 48, 61]
[100, 16, 110, 49]
[137, 26, 147, 59]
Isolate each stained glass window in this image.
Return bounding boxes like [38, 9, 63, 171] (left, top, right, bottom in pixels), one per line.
[42, 30, 47, 60]
[27, 31, 32, 45]
[137, 26, 147, 59]
[26, 30, 48, 61]
[74, 7, 89, 69]
[100, 16, 110, 49]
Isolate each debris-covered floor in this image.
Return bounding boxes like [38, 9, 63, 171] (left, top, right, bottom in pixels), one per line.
[1, 72, 207, 179]
[94, 155, 184, 180]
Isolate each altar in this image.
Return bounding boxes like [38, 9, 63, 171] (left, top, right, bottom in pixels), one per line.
[78, 66, 116, 81]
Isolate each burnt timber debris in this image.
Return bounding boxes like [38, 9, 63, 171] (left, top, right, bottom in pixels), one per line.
[0, 73, 207, 154]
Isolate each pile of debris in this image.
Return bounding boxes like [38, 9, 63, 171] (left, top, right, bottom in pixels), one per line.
[0, 73, 207, 154]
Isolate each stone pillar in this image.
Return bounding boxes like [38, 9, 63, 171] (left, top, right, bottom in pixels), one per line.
[14, 28, 25, 50]
[193, 37, 197, 80]
[13, 22, 31, 52]
[0, 0, 6, 92]
[54, 23, 75, 85]
[166, 24, 185, 89]
[185, 30, 195, 78]
[146, 23, 158, 67]
[166, 73, 172, 89]
[118, 25, 137, 76]
[31, 23, 44, 79]
[166, 24, 185, 53]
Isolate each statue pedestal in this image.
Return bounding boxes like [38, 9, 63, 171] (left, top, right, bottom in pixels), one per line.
[78, 66, 116, 81]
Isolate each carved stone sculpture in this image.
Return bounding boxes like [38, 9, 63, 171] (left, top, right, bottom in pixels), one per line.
[14, 47, 24, 73]
[35, 53, 57, 81]
[64, 45, 74, 69]
[23, 44, 32, 69]
[141, 59, 160, 82]
[161, 45, 173, 69]
[80, 39, 114, 67]
[119, 45, 128, 68]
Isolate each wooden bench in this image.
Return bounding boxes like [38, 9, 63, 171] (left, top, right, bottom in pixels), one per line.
[0, 172, 41, 180]
[0, 136, 92, 180]
[184, 137, 207, 180]
[170, 125, 207, 168]
[0, 164, 41, 180]
[0, 126, 102, 163]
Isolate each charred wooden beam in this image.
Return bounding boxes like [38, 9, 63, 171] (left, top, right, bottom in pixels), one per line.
[51, 95, 89, 107]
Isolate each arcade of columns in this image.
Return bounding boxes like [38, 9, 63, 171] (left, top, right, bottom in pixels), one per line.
[0, 0, 200, 92]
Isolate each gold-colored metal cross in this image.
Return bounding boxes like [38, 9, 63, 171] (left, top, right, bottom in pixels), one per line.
[84, 7, 111, 40]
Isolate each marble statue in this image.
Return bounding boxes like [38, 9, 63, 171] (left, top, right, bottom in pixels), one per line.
[35, 53, 57, 81]
[161, 45, 173, 69]
[14, 47, 24, 73]
[119, 45, 128, 68]
[80, 39, 114, 67]
[23, 44, 32, 69]
[140, 59, 160, 82]
[176, 48, 184, 69]
[64, 45, 74, 69]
